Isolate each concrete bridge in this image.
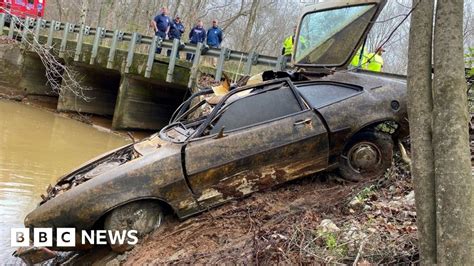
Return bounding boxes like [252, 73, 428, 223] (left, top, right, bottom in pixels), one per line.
[0, 13, 286, 130]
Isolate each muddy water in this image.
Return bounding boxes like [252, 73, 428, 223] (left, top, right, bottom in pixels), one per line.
[0, 100, 131, 261]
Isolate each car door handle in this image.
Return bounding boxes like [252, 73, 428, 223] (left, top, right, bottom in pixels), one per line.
[293, 118, 312, 127]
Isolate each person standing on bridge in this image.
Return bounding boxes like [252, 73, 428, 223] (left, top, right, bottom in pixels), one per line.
[206, 20, 223, 49]
[187, 20, 207, 62]
[152, 7, 171, 55]
[167, 15, 185, 58]
[205, 19, 224, 66]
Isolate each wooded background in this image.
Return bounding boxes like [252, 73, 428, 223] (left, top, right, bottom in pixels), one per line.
[42, 0, 474, 75]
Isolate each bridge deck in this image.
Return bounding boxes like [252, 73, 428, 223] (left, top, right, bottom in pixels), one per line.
[0, 13, 286, 130]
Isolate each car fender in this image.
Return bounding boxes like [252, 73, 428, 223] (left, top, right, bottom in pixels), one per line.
[25, 152, 198, 231]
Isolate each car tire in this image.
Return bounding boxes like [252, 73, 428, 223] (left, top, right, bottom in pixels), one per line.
[104, 201, 163, 253]
[338, 131, 393, 182]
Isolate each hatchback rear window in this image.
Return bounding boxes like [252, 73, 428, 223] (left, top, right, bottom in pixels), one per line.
[297, 83, 361, 108]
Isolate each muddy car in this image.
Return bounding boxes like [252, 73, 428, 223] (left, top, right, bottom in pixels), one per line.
[20, 0, 406, 258]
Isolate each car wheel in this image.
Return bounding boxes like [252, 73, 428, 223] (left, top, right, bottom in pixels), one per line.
[104, 201, 163, 253]
[338, 131, 393, 181]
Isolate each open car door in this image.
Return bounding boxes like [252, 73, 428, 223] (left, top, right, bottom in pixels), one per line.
[293, 0, 386, 70]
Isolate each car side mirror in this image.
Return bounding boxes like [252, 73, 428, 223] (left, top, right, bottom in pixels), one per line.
[214, 127, 226, 139]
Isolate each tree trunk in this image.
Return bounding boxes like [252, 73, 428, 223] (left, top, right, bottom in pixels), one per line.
[79, 0, 89, 26]
[97, 0, 105, 27]
[55, 0, 63, 21]
[432, 0, 473, 263]
[241, 0, 260, 51]
[222, 0, 246, 32]
[173, 0, 183, 18]
[131, 0, 142, 32]
[406, 0, 437, 264]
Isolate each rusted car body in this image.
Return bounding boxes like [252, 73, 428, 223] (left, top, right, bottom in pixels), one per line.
[22, 0, 406, 255]
[25, 71, 407, 240]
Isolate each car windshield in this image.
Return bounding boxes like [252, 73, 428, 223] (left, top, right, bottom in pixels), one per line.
[295, 3, 377, 66]
[160, 89, 216, 142]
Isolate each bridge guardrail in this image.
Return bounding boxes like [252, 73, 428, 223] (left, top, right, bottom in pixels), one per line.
[0, 11, 287, 88]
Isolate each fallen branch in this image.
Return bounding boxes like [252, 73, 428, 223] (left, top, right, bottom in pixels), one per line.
[398, 140, 412, 166]
[353, 240, 367, 265]
[4, 11, 92, 102]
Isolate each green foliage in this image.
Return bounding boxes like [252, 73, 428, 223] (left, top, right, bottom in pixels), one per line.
[466, 47, 473, 74]
[315, 230, 348, 257]
[325, 232, 338, 250]
[356, 185, 376, 202]
[467, 47, 474, 113]
[376, 121, 398, 134]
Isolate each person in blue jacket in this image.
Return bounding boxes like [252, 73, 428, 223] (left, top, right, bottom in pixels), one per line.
[151, 7, 171, 54]
[186, 20, 206, 62]
[207, 19, 223, 48]
[167, 16, 185, 58]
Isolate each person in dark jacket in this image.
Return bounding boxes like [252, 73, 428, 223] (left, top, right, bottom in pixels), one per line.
[186, 20, 206, 62]
[207, 20, 223, 48]
[151, 7, 171, 54]
[167, 16, 185, 58]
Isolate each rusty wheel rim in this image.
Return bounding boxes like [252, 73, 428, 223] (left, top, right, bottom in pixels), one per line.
[347, 141, 382, 173]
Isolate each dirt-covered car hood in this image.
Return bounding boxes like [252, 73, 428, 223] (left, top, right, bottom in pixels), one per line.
[40, 134, 177, 204]
[133, 133, 174, 156]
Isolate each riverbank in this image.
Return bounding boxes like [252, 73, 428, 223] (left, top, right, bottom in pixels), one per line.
[123, 157, 418, 264]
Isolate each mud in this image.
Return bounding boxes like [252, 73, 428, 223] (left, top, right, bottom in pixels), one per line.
[125, 175, 352, 264]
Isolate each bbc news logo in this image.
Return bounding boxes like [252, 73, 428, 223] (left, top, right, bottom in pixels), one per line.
[11, 228, 138, 247]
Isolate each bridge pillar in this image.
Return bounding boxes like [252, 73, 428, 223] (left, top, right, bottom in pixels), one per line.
[112, 74, 186, 130]
[57, 64, 121, 116]
[18, 52, 60, 96]
[0, 42, 23, 93]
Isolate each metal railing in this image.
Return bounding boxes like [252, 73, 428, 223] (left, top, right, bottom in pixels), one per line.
[0, 12, 287, 89]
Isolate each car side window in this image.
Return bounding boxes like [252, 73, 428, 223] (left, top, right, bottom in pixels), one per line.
[207, 86, 303, 135]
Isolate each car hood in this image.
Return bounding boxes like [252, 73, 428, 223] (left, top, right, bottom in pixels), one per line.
[26, 135, 189, 231]
[293, 0, 386, 69]
[133, 133, 173, 156]
[39, 134, 177, 204]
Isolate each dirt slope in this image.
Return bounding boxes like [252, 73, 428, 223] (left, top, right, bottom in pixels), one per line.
[123, 156, 417, 264]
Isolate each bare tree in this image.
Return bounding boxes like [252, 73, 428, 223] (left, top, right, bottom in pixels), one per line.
[54, 0, 63, 21]
[40, 0, 473, 74]
[463, 0, 474, 48]
[79, 0, 89, 26]
[367, 0, 412, 74]
[240, 0, 260, 52]
[5, 12, 91, 101]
